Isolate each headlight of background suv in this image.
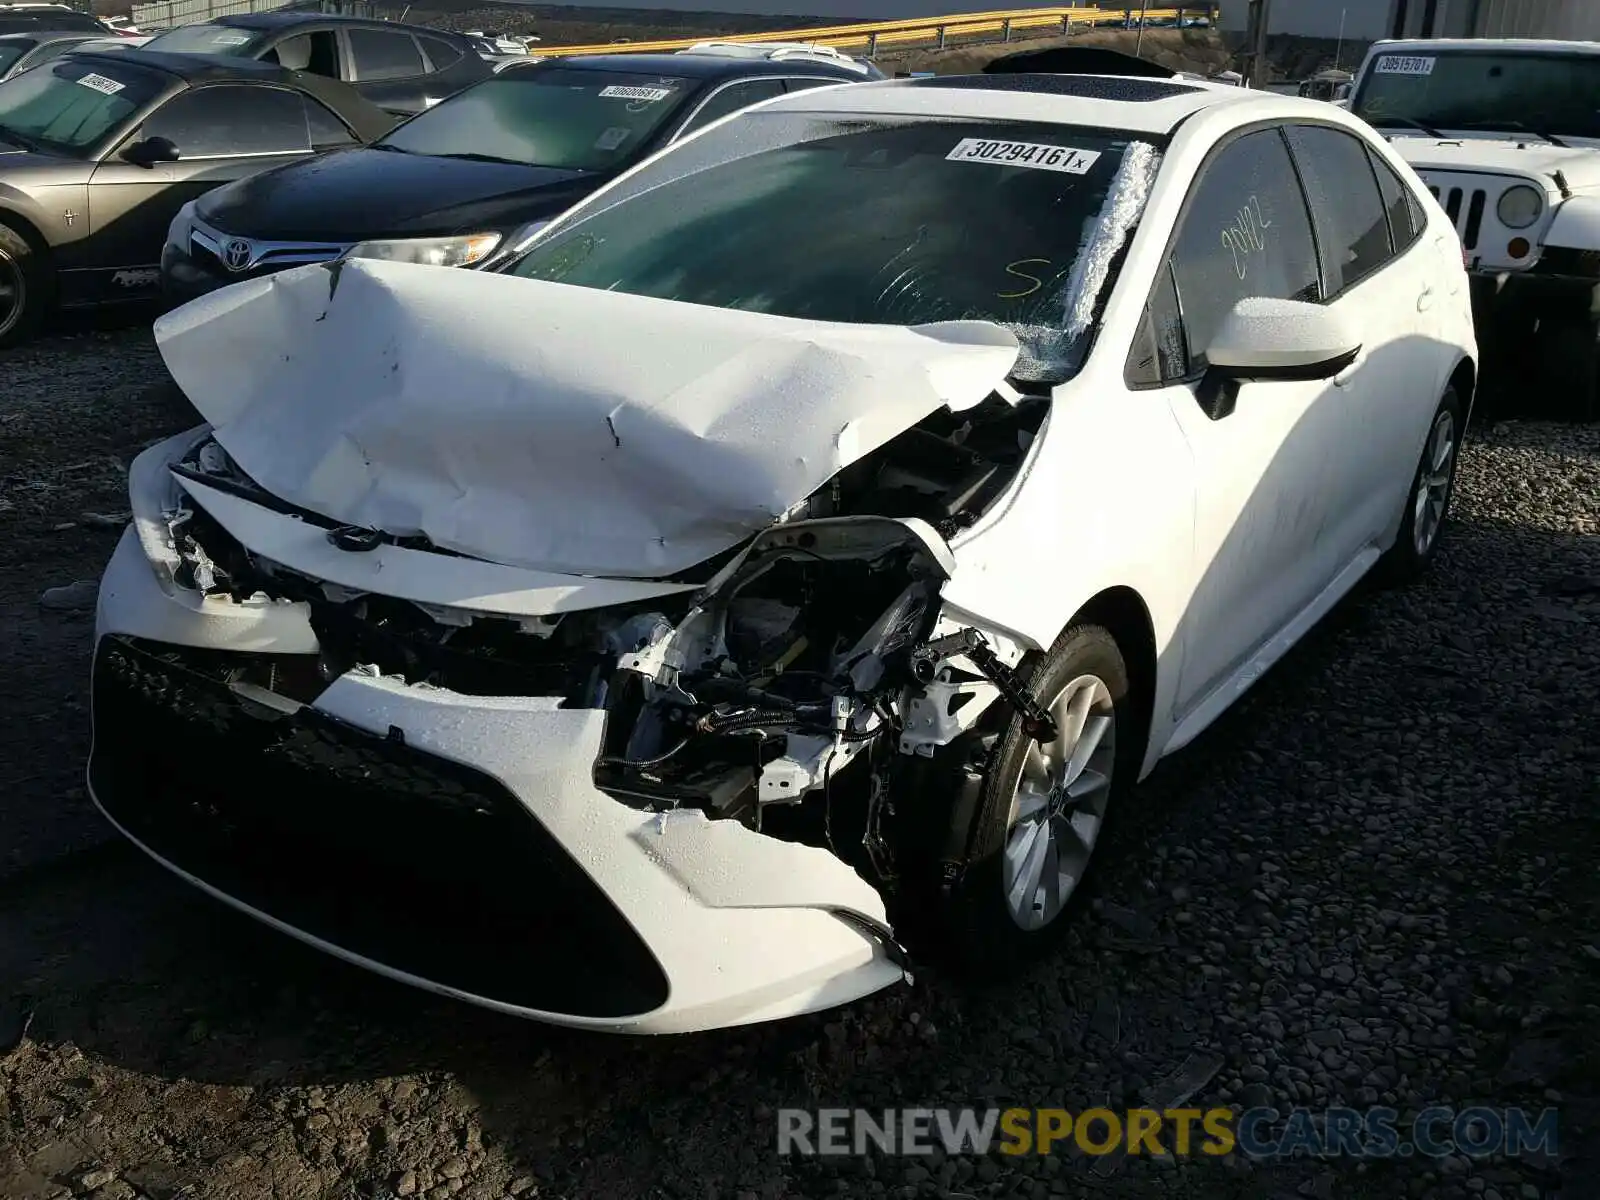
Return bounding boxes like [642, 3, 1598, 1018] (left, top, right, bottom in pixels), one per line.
[165, 199, 197, 251]
[1496, 185, 1544, 230]
[344, 233, 503, 268]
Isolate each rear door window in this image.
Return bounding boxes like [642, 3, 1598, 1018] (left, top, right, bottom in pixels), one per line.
[1285, 123, 1395, 295]
[346, 28, 425, 81]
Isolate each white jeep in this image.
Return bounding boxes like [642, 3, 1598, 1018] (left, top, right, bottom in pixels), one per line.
[1348, 37, 1600, 419]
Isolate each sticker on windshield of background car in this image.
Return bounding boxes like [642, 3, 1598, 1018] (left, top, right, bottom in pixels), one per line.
[593, 126, 631, 151]
[74, 72, 125, 96]
[598, 85, 674, 102]
[211, 31, 252, 44]
[946, 139, 1102, 174]
[1374, 54, 1435, 75]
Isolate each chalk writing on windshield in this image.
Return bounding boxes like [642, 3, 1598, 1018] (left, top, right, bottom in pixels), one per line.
[997, 258, 1051, 299]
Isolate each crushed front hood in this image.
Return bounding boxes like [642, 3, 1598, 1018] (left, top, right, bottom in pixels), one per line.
[155, 259, 1020, 580]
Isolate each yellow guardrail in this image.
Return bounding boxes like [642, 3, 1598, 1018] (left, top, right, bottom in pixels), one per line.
[534, 7, 1194, 58]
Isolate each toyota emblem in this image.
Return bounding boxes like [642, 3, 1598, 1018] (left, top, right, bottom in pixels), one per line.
[222, 239, 253, 272]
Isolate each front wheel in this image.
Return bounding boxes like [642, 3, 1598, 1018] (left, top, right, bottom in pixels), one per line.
[1378, 386, 1464, 585]
[935, 623, 1140, 976]
[0, 221, 46, 348]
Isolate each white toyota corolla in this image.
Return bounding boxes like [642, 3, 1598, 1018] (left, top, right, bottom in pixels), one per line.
[91, 69, 1477, 1033]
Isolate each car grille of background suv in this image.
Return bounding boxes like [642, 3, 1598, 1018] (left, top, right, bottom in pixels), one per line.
[89, 634, 670, 1019]
[1428, 184, 1489, 251]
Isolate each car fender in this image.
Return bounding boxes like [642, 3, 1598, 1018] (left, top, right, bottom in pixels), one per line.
[0, 191, 51, 247]
[941, 361, 1194, 774]
[0, 179, 90, 251]
[1545, 194, 1600, 251]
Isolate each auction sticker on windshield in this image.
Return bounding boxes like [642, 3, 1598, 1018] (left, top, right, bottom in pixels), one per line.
[598, 85, 674, 102]
[1374, 55, 1435, 75]
[75, 72, 126, 95]
[946, 139, 1101, 174]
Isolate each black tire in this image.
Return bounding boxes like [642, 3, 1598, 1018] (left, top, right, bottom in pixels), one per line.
[1378, 385, 1465, 585]
[935, 623, 1141, 977]
[0, 220, 46, 348]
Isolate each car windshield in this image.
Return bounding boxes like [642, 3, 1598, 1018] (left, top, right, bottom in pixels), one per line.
[1354, 50, 1600, 139]
[504, 113, 1163, 383]
[0, 37, 35, 75]
[0, 56, 162, 154]
[141, 23, 264, 55]
[377, 68, 695, 170]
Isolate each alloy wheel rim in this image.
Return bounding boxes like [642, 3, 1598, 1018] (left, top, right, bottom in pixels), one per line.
[0, 249, 22, 340]
[1002, 673, 1117, 931]
[1413, 409, 1457, 556]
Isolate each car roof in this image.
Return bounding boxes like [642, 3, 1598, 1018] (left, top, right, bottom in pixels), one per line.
[57, 48, 398, 133]
[533, 50, 866, 80]
[209, 11, 458, 36]
[1369, 37, 1600, 56]
[0, 28, 97, 41]
[66, 48, 304, 81]
[750, 72, 1272, 135]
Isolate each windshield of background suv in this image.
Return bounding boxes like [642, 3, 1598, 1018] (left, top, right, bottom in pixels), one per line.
[505, 113, 1162, 383]
[141, 23, 266, 55]
[377, 68, 694, 170]
[1354, 50, 1600, 139]
[0, 56, 162, 154]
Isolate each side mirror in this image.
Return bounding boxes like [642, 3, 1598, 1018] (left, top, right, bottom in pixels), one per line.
[1197, 296, 1361, 419]
[121, 135, 180, 167]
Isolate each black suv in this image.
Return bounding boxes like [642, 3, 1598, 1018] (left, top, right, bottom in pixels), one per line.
[138, 12, 489, 115]
[160, 44, 880, 302]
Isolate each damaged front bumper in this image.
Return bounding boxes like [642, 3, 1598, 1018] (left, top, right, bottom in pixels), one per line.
[88, 590, 905, 1033]
[88, 430, 1041, 1032]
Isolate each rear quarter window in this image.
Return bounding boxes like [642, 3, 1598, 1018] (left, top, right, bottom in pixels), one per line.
[347, 28, 425, 81]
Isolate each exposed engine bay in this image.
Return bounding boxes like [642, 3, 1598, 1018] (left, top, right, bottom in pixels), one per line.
[158, 387, 1053, 888]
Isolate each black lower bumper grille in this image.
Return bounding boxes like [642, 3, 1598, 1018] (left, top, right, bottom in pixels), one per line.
[89, 636, 669, 1019]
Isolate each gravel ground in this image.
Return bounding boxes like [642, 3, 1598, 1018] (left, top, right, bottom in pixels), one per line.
[0, 319, 1596, 1200]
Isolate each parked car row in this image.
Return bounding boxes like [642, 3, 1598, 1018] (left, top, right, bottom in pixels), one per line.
[85, 48, 1477, 1033]
[0, 23, 879, 343]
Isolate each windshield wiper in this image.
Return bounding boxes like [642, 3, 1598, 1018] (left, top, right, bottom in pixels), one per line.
[370, 142, 411, 154]
[1367, 114, 1447, 138]
[1453, 119, 1569, 147]
[434, 151, 529, 166]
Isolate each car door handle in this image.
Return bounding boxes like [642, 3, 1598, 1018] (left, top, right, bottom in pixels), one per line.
[1417, 286, 1436, 312]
